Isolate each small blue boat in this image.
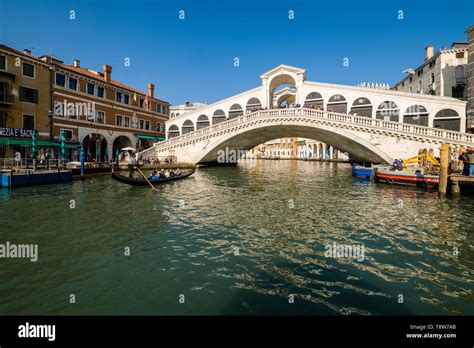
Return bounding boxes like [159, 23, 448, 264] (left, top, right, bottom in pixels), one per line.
[351, 163, 374, 179]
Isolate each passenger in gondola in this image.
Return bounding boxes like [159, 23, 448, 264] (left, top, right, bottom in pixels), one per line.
[164, 170, 170, 178]
[175, 168, 182, 176]
[149, 170, 159, 180]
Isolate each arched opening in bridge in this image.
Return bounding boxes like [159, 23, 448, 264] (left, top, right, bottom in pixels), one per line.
[433, 109, 460, 131]
[182, 120, 195, 134]
[304, 92, 324, 110]
[246, 98, 262, 113]
[327, 94, 347, 113]
[404, 105, 428, 126]
[197, 115, 210, 130]
[350, 97, 372, 117]
[276, 93, 296, 108]
[83, 133, 108, 162]
[229, 104, 244, 119]
[168, 125, 180, 138]
[269, 74, 297, 109]
[212, 109, 226, 124]
[376, 101, 399, 122]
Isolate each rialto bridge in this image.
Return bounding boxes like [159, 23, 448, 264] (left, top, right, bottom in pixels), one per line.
[140, 65, 473, 164]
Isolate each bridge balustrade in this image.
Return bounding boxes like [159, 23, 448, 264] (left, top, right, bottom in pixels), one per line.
[145, 108, 474, 157]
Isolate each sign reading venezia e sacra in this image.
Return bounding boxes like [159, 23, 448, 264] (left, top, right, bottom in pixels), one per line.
[0, 128, 33, 138]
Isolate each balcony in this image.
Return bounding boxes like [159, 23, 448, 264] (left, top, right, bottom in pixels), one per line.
[0, 92, 14, 105]
[456, 77, 466, 85]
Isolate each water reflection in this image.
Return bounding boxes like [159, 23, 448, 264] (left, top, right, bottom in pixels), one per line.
[0, 160, 472, 315]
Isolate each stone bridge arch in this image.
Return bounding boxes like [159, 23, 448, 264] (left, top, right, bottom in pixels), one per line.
[195, 120, 393, 164]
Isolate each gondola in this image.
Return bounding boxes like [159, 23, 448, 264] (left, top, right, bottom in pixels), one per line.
[111, 168, 196, 186]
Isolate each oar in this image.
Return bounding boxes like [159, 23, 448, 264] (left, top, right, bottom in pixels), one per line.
[136, 167, 158, 192]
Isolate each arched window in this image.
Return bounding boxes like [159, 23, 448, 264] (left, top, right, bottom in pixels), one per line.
[182, 120, 194, 134]
[246, 97, 262, 112]
[455, 66, 464, 79]
[196, 115, 210, 130]
[350, 97, 372, 117]
[229, 103, 243, 119]
[327, 94, 347, 114]
[433, 109, 460, 131]
[167, 125, 180, 138]
[376, 101, 399, 122]
[212, 109, 226, 124]
[404, 105, 429, 126]
[304, 92, 324, 109]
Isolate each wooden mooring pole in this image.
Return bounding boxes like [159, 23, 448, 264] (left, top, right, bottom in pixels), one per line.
[439, 143, 449, 196]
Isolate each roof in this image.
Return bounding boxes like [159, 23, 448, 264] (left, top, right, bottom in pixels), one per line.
[260, 64, 306, 80]
[0, 44, 50, 66]
[56, 63, 169, 104]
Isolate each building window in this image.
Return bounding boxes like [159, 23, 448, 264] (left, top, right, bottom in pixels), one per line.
[0, 55, 6, 70]
[68, 77, 78, 90]
[68, 104, 78, 119]
[124, 94, 130, 105]
[22, 62, 34, 78]
[0, 111, 7, 127]
[139, 98, 144, 108]
[124, 116, 130, 127]
[23, 114, 35, 130]
[156, 104, 162, 113]
[116, 92, 122, 103]
[156, 122, 165, 133]
[456, 52, 465, 59]
[431, 73, 435, 84]
[116, 115, 123, 127]
[55, 73, 66, 87]
[145, 120, 150, 130]
[96, 111, 105, 124]
[62, 129, 73, 141]
[97, 86, 105, 98]
[139, 119, 145, 129]
[87, 83, 95, 96]
[19, 86, 38, 103]
[162, 106, 167, 114]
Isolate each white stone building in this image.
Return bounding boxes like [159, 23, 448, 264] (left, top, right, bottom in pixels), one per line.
[392, 43, 468, 130]
[170, 101, 207, 120]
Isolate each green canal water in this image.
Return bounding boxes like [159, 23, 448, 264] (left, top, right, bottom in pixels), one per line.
[0, 160, 473, 315]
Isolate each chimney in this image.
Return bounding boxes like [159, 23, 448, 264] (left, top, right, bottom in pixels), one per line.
[103, 64, 112, 83]
[465, 25, 474, 131]
[23, 49, 31, 56]
[148, 83, 154, 98]
[73, 59, 80, 68]
[425, 45, 434, 61]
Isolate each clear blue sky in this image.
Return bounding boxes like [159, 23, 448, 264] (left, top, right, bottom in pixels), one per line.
[1, 0, 472, 105]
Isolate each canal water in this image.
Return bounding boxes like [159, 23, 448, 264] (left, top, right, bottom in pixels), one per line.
[0, 160, 473, 315]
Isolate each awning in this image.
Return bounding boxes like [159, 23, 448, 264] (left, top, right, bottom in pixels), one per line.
[0, 139, 81, 148]
[0, 138, 32, 146]
[135, 134, 165, 141]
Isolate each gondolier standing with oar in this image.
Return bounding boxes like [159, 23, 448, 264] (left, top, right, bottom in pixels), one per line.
[126, 152, 136, 177]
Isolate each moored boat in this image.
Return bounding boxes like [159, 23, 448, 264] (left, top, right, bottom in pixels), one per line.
[111, 168, 195, 186]
[351, 163, 374, 179]
[374, 166, 439, 189]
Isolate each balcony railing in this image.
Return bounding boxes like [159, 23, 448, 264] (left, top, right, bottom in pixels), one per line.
[456, 77, 466, 85]
[0, 92, 14, 104]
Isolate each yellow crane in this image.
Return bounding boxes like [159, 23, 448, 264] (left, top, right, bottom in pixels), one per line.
[402, 153, 440, 167]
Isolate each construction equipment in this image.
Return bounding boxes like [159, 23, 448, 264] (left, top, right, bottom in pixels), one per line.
[402, 153, 440, 168]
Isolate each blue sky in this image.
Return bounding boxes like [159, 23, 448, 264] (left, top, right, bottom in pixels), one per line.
[1, 0, 472, 105]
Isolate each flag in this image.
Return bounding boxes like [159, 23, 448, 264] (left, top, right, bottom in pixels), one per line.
[133, 92, 137, 105]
